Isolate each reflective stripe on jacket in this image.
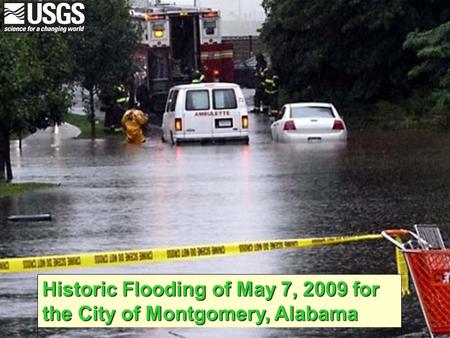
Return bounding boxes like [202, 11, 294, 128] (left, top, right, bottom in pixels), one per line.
[264, 75, 279, 95]
[116, 85, 128, 104]
[192, 74, 205, 83]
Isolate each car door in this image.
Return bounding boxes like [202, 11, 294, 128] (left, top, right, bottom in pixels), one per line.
[184, 89, 213, 138]
[211, 88, 239, 135]
[162, 90, 173, 140]
[163, 89, 179, 140]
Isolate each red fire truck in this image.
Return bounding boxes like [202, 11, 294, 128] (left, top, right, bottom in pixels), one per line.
[131, 2, 234, 114]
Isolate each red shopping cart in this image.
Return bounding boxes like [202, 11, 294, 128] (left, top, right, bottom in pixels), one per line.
[382, 225, 450, 337]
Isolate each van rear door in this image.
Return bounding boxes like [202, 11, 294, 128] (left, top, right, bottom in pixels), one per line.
[211, 88, 242, 135]
[183, 89, 213, 138]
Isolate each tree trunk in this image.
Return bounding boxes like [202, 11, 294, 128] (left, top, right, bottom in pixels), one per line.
[0, 129, 5, 182]
[5, 133, 12, 182]
[89, 89, 96, 139]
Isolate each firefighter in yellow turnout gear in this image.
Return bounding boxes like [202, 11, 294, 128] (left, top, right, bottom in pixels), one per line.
[121, 109, 148, 144]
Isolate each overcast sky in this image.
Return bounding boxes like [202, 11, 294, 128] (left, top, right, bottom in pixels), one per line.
[169, 0, 266, 35]
[176, 0, 266, 21]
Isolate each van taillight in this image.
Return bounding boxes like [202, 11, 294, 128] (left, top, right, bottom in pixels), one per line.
[242, 116, 249, 129]
[333, 120, 345, 130]
[283, 120, 296, 131]
[175, 118, 182, 131]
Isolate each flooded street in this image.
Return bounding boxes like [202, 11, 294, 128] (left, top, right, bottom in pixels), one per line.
[1, 114, 449, 337]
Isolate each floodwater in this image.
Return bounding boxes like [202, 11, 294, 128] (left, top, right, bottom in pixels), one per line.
[0, 114, 449, 337]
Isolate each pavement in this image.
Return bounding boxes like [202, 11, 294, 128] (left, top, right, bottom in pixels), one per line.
[24, 124, 81, 145]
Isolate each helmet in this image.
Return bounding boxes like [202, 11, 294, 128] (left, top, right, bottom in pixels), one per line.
[256, 53, 265, 63]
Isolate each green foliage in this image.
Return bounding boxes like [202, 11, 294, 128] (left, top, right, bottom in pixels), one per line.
[405, 22, 450, 85]
[405, 21, 450, 126]
[0, 32, 72, 135]
[370, 90, 433, 129]
[0, 34, 31, 130]
[261, 0, 449, 112]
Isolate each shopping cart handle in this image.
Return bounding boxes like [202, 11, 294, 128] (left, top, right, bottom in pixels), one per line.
[381, 230, 412, 250]
[382, 228, 438, 251]
[383, 229, 410, 237]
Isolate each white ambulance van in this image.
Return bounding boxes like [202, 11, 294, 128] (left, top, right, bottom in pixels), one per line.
[161, 83, 249, 145]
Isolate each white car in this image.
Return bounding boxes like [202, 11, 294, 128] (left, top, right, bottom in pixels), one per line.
[161, 83, 249, 145]
[270, 103, 347, 143]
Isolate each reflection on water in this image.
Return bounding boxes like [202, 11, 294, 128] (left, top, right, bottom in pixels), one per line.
[0, 119, 449, 337]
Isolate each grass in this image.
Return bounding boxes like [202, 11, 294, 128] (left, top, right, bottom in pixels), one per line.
[64, 113, 113, 139]
[0, 182, 56, 199]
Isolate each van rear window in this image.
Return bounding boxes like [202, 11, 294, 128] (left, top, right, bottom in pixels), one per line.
[186, 90, 210, 111]
[213, 89, 237, 109]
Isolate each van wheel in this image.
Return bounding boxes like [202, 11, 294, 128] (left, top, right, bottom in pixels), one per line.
[170, 131, 175, 146]
[161, 135, 166, 143]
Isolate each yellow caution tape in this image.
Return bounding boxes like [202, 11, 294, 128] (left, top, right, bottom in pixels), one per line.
[395, 236, 411, 296]
[0, 234, 382, 274]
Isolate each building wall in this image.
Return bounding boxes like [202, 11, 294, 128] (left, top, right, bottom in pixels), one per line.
[223, 36, 264, 64]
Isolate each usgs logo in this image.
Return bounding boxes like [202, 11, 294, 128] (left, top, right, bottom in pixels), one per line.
[4, 2, 85, 31]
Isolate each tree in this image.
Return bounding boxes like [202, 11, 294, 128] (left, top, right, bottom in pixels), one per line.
[68, 0, 140, 138]
[404, 21, 450, 124]
[260, 0, 449, 112]
[0, 35, 29, 181]
[0, 30, 72, 181]
[405, 21, 450, 85]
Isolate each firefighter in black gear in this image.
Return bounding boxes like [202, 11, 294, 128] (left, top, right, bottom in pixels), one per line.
[100, 90, 115, 131]
[253, 53, 267, 114]
[262, 65, 279, 116]
[191, 69, 206, 84]
[111, 84, 129, 132]
[136, 78, 150, 115]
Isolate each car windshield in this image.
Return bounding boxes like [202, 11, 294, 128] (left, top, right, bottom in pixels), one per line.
[291, 106, 334, 118]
